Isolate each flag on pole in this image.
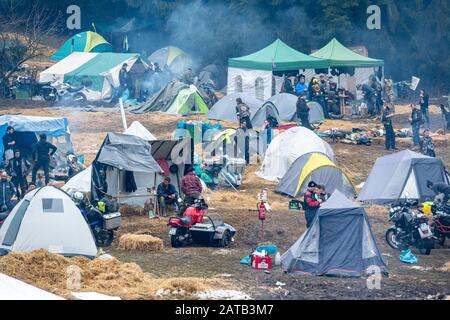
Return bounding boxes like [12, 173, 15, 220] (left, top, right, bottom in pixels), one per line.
[123, 35, 129, 53]
[91, 22, 97, 33]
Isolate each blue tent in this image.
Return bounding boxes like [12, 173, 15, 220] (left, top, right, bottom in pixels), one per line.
[0, 115, 73, 168]
[281, 191, 388, 277]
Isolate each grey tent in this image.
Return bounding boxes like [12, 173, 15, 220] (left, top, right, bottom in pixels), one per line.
[357, 150, 449, 205]
[281, 190, 388, 277]
[91, 132, 162, 206]
[275, 152, 356, 198]
[251, 102, 281, 128]
[206, 92, 262, 123]
[264, 93, 325, 123]
[0, 186, 97, 258]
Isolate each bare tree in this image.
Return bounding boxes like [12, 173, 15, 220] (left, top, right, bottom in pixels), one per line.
[0, 0, 61, 95]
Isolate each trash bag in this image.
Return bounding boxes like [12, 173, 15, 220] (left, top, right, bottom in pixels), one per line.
[399, 249, 418, 264]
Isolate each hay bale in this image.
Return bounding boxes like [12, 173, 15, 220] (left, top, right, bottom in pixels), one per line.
[438, 261, 450, 272]
[120, 204, 145, 217]
[118, 233, 163, 252]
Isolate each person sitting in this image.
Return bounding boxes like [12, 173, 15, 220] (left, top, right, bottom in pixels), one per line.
[419, 129, 436, 157]
[67, 154, 86, 178]
[156, 177, 178, 216]
[181, 167, 203, 205]
[0, 171, 16, 219]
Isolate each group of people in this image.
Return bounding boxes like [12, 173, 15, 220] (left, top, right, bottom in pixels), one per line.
[1, 127, 58, 204]
[303, 181, 328, 228]
[156, 166, 203, 217]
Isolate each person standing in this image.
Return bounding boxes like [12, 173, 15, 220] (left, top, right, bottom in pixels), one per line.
[181, 167, 202, 205]
[419, 129, 436, 157]
[31, 134, 57, 186]
[235, 98, 253, 129]
[410, 104, 422, 147]
[295, 75, 308, 97]
[2, 126, 16, 162]
[281, 75, 293, 94]
[0, 171, 16, 216]
[118, 63, 129, 95]
[419, 89, 430, 128]
[296, 93, 313, 130]
[381, 103, 396, 151]
[8, 150, 31, 199]
[303, 181, 322, 228]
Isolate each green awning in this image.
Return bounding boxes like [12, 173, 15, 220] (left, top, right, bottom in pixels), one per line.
[310, 38, 384, 68]
[229, 39, 329, 71]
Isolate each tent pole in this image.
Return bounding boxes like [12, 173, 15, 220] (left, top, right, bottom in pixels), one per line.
[119, 98, 128, 130]
[117, 170, 120, 205]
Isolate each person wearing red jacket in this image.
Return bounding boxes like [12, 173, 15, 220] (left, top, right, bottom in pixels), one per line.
[181, 167, 203, 204]
[303, 181, 322, 228]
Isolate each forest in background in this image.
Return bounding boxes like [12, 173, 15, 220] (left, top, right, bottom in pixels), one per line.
[1, 0, 449, 95]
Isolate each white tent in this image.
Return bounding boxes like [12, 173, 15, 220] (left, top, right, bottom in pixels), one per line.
[62, 166, 92, 195]
[256, 126, 335, 182]
[0, 186, 97, 258]
[0, 273, 64, 300]
[123, 121, 157, 141]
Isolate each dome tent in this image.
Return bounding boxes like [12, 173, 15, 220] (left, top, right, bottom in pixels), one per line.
[148, 46, 193, 75]
[51, 31, 113, 61]
[256, 126, 335, 182]
[263, 94, 324, 124]
[357, 150, 449, 204]
[282, 190, 388, 277]
[275, 152, 356, 198]
[206, 92, 262, 123]
[250, 102, 281, 128]
[0, 186, 97, 258]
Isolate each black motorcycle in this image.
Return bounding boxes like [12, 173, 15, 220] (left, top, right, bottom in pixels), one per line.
[385, 199, 435, 255]
[430, 201, 450, 246]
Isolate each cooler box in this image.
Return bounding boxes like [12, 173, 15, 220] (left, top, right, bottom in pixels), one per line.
[103, 212, 121, 230]
[251, 255, 272, 270]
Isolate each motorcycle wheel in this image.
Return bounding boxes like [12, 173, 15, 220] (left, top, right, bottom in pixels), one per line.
[170, 230, 183, 248]
[73, 92, 87, 106]
[418, 238, 434, 255]
[385, 228, 401, 250]
[43, 94, 57, 102]
[95, 230, 114, 247]
[218, 230, 232, 248]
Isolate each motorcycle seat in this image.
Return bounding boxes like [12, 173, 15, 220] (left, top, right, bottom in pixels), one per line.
[180, 216, 192, 225]
[68, 86, 84, 93]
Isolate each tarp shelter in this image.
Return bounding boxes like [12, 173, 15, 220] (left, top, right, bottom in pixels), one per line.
[0, 186, 97, 258]
[0, 115, 73, 170]
[282, 190, 388, 277]
[123, 121, 157, 141]
[148, 46, 193, 75]
[40, 52, 149, 101]
[256, 126, 335, 182]
[128, 81, 209, 115]
[51, 31, 112, 61]
[275, 152, 356, 198]
[263, 94, 325, 124]
[357, 150, 449, 204]
[206, 92, 262, 123]
[228, 39, 328, 100]
[91, 133, 162, 206]
[0, 273, 64, 300]
[309, 38, 384, 92]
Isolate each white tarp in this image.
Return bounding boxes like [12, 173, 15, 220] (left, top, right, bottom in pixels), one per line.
[256, 126, 335, 182]
[39, 52, 98, 83]
[227, 67, 272, 101]
[123, 121, 157, 141]
[0, 273, 64, 300]
[62, 166, 92, 195]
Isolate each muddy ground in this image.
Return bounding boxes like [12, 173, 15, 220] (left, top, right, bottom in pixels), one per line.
[0, 99, 448, 300]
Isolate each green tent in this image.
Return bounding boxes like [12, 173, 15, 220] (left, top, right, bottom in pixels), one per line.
[51, 31, 113, 61]
[310, 38, 384, 67]
[228, 39, 328, 71]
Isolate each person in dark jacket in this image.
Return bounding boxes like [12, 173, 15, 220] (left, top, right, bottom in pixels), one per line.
[181, 167, 202, 204]
[157, 177, 178, 216]
[303, 181, 322, 228]
[2, 126, 16, 162]
[381, 103, 396, 150]
[281, 75, 293, 94]
[296, 93, 313, 130]
[31, 134, 57, 186]
[0, 171, 16, 218]
[419, 129, 436, 157]
[419, 89, 430, 128]
[8, 150, 31, 199]
[410, 104, 422, 147]
[235, 97, 253, 129]
[427, 181, 450, 203]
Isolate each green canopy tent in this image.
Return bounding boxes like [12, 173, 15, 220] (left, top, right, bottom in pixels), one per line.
[227, 39, 328, 100]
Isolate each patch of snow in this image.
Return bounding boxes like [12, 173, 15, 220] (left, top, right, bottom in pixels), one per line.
[195, 289, 251, 300]
[72, 292, 121, 300]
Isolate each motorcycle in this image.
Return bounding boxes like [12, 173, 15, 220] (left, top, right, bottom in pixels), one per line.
[430, 200, 450, 246]
[167, 198, 236, 248]
[385, 198, 435, 255]
[44, 79, 89, 105]
[73, 193, 121, 247]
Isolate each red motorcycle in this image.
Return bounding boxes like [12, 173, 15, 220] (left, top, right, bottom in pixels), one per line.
[167, 198, 236, 248]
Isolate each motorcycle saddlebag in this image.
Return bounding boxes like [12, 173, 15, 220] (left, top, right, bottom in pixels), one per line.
[103, 212, 121, 230]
